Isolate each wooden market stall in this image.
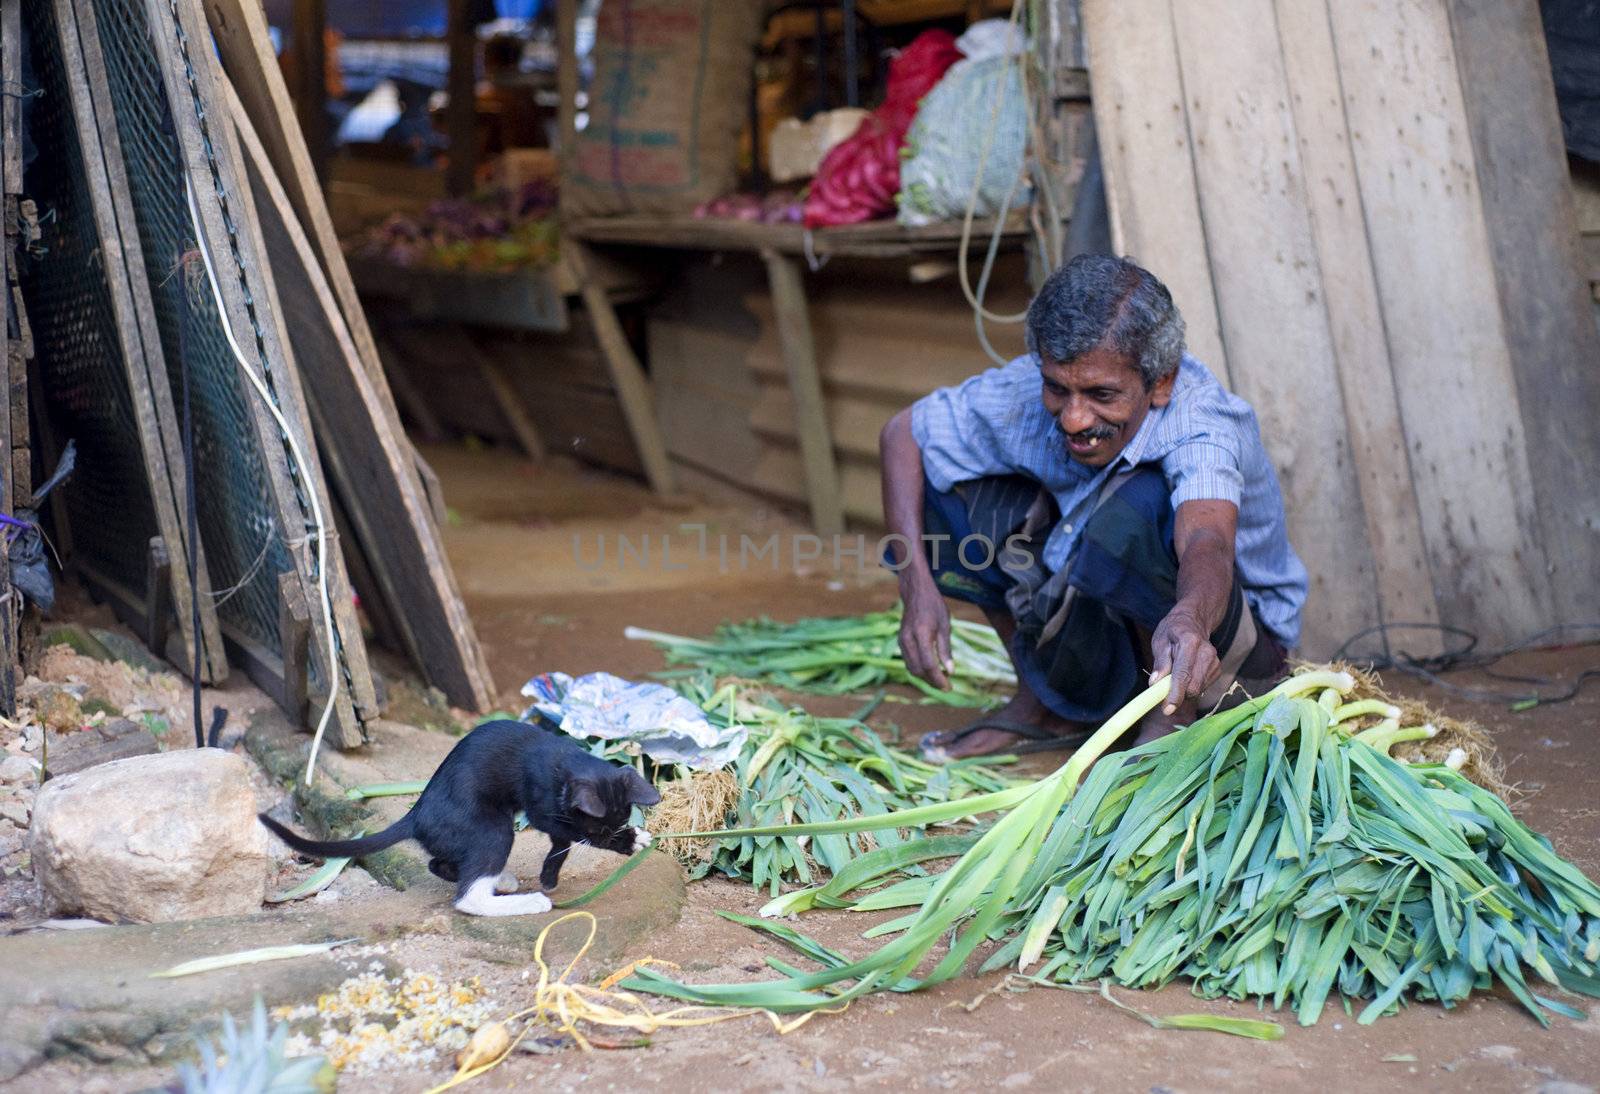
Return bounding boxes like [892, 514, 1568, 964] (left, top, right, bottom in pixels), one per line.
[288, 0, 1598, 662]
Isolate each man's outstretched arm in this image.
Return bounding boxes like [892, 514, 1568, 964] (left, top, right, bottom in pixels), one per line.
[880, 408, 950, 689]
[1151, 498, 1238, 713]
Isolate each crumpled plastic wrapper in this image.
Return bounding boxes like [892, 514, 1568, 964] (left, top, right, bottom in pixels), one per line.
[521, 672, 746, 772]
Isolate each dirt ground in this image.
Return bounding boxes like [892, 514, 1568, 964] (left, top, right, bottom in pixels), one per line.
[14, 447, 1600, 1093]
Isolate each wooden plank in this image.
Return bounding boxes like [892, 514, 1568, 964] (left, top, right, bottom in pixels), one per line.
[288, 0, 327, 180]
[1166, 0, 1378, 654]
[1446, 0, 1600, 624]
[144, 536, 172, 661]
[762, 250, 845, 535]
[371, 327, 449, 441]
[569, 242, 678, 495]
[748, 381, 893, 462]
[1274, 0, 1442, 648]
[347, 257, 569, 333]
[459, 328, 547, 462]
[201, 0, 408, 436]
[230, 83, 497, 712]
[54, 0, 231, 682]
[143, 0, 375, 744]
[0, 0, 15, 719]
[565, 212, 1029, 259]
[1082, 0, 1230, 383]
[1, 0, 19, 197]
[278, 569, 310, 726]
[0, 3, 13, 522]
[1327, 0, 1552, 641]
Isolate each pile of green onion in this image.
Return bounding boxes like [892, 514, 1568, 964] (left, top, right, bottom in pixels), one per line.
[625, 606, 1014, 708]
[686, 681, 1016, 891]
[632, 671, 1600, 1026]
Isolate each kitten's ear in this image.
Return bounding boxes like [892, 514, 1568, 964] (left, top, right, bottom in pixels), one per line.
[624, 768, 660, 807]
[571, 780, 607, 818]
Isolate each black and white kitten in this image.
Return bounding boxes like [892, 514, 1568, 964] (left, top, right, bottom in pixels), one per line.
[258, 719, 660, 916]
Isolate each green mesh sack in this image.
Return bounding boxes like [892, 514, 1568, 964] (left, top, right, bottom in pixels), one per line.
[897, 56, 1031, 227]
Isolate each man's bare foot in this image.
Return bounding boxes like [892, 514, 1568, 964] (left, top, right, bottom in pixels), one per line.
[920, 690, 1087, 761]
[1131, 697, 1198, 747]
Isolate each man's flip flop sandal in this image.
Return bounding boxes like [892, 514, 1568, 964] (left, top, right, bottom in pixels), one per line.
[918, 718, 1094, 763]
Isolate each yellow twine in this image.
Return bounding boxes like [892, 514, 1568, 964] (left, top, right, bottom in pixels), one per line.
[425, 912, 840, 1092]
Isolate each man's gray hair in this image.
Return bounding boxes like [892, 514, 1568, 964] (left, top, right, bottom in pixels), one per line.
[1024, 255, 1186, 387]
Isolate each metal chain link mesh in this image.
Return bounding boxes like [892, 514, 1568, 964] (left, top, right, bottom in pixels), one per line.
[88, 0, 300, 674]
[20, 0, 161, 599]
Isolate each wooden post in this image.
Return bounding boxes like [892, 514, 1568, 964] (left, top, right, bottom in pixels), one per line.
[145, 536, 173, 663]
[569, 242, 677, 496]
[289, 0, 327, 181]
[446, 0, 478, 197]
[761, 248, 844, 537]
[277, 570, 310, 726]
[556, 0, 578, 161]
[454, 326, 546, 462]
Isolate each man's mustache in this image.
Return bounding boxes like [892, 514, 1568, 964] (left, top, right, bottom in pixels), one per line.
[1063, 423, 1118, 443]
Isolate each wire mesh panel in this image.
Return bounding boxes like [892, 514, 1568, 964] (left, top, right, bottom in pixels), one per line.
[82, 0, 376, 742]
[21, 0, 162, 605]
[21, 0, 228, 680]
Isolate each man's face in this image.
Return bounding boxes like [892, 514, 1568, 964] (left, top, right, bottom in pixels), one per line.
[1039, 346, 1174, 469]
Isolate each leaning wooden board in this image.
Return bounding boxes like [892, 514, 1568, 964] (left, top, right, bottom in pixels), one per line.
[1445, 0, 1600, 627]
[1164, 0, 1379, 654]
[48, 0, 230, 682]
[132, 0, 376, 743]
[1083, 0, 1595, 654]
[1080, 0, 1229, 384]
[199, 0, 453, 539]
[1323, 0, 1552, 639]
[229, 78, 496, 711]
[1271, 0, 1441, 646]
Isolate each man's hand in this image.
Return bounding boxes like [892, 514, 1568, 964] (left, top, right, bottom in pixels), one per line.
[1150, 608, 1219, 715]
[899, 581, 952, 691]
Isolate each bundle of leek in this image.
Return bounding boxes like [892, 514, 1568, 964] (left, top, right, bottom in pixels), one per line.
[625, 606, 1014, 708]
[635, 671, 1600, 1026]
[661, 680, 1017, 892]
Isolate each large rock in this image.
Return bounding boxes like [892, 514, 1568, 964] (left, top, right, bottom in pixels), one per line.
[29, 750, 269, 923]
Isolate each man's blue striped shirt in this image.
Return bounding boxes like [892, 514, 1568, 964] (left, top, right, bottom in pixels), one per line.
[910, 353, 1308, 646]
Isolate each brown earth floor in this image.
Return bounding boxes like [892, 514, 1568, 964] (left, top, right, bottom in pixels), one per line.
[442, 446, 1600, 1093]
[21, 445, 1600, 1093]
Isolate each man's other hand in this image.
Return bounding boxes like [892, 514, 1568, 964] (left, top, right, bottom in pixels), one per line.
[899, 583, 952, 691]
[1151, 609, 1219, 714]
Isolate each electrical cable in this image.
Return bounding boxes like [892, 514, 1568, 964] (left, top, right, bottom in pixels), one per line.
[182, 177, 341, 782]
[956, 0, 1032, 363]
[1332, 621, 1600, 709]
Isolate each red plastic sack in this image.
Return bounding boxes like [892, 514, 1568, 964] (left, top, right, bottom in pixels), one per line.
[803, 29, 962, 228]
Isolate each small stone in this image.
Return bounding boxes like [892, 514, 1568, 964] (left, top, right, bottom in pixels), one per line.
[1480, 1045, 1519, 1061]
[29, 749, 269, 922]
[0, 755, 37, 784]
[0, 798, 29, 827]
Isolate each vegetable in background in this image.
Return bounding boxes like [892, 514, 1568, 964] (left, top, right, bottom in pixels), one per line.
[626, 605, 1015, 708]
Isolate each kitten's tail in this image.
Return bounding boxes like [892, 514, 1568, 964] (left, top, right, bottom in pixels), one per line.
[258, 812, 417, 859]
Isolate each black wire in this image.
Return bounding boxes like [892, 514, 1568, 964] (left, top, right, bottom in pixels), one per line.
[1332, 622, 1600, 708]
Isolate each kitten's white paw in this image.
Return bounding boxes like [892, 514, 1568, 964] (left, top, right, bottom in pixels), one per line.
[514, 891, 553, 915]
[455, 877, 553, 917]
[495, 870, 520, 894]
[632, 827, 653, 852]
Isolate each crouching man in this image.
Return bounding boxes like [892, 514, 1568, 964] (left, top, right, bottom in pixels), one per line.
[880, 255, 1308, 759]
